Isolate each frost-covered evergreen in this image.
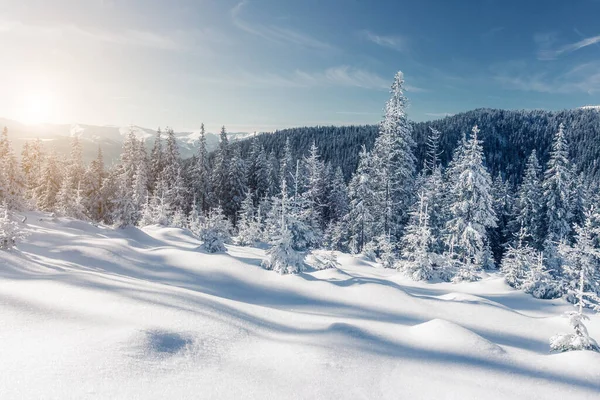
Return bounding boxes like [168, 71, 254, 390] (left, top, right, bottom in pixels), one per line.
[398, 192, 435, 281]
[543, 123, 573, 266]
[236, 191, 262, 246]
[512, 151, 545, 250]
[0, 201, 26, 250]
[370, 71, 416, 239]
[200, 206, 232, 253]
[501, 225, 536, 289]
[191, 124, 211, 212]
[551, 211, 600, 352]
[347, 146, 377, 253]
[445, 126, 497, 279]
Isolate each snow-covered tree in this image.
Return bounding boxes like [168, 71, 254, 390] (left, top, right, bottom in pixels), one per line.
[262, 227, 304, 274]
[226, 146, 247, 224]
[200, 206, 232, 253]
[36, 151, 61, 212]
[511, 151, 545, 250]
[501, 225, 536, 289]
[211, 126, 231, 211]
[551, 211, 600, 352]
[445, 126, 497, 279]
[0, 201, 26, 250]
[237, 190, 262, 246]
[522, 251, 560, 299]
[0, 127, 25, 210]
[398, 192, 435, 281]
[543, 123, 573, 266]
[300, 141, 325, 244]
[347, 146, 377, 252]
[324, 166, 349, 224]
[262, 169, 305, 273]
[370, 71, 416, 239]
[247, 136, 270, 204]
[191, 123, 211, 212]
[149, 127, 164, 192]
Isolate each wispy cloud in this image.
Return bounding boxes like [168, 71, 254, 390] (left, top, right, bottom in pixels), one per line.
[197, 66, 426, 92]
[231, 1, 333, 50]
[0, 18, 220, 52]
[536, 32, 600, 60]
[494, 62, 600, 94]
[359, 30, 408, 52]
[425, 112, 454, 118]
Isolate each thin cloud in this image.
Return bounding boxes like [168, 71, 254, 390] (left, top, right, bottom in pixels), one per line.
[537, 33, 600, 60]
[0, 18, 218, 52]
[425, 112, 454, 118]
[495, 62, 600, 94]
[231, 1, 333, 50]
[359, 30, 409, 52]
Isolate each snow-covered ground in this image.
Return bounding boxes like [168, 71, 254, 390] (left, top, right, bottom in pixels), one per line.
[1, 214, 599, 400]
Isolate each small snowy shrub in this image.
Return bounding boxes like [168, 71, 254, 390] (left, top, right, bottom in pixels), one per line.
[200, 207, 231, 253]
[262, 229, 304, 274]
[550, 312, 600, 353]
[362, 240, 378, 262]
[308, 250, 340, 270]
[0, 204, 26, 250]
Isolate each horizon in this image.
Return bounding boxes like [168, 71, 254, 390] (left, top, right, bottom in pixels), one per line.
[1, 0, 600, 133]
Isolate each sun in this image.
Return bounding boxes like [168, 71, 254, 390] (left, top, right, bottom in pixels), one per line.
[19, 90, 56, 125]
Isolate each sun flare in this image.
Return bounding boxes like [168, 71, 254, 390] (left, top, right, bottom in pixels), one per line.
[19, 90, 56, 125]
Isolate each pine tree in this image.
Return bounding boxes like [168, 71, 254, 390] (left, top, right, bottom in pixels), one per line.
[543, 123, 573, 266]
[347, 146, 377, 253]
[226, 146, 248, 224]
[300, 141, 325, 244]
[191, 123, 211, 212]
[398, 192, 435, 280]
[200, 206, 232, 253]
[511, 151, 545, 250]
[551, 208, 600, 352]
[325, 167, 349, 224]
[445, 126, 497, 279]
[501, 225, 536, 289]
[522, 251, 560, 299]
[149, 127, 164, 193]
[36, 151, 61, 212]
[370, 71, 416, 239]
[0, 201, 26, 250]
[0, 127, 25, 210]
[212, 126, 231, 212]
[490, 173, 514, 264]
[83, 147, 106, 221]
[237, 190, 262, 246]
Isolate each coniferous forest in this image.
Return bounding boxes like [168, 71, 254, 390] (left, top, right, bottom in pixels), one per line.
[2, 72, 600, 352]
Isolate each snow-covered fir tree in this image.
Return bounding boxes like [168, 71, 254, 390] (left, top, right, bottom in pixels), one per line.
[511, 151, 545, 250]
[226, 146, 247, 224]
[398, 192, 435, 280]
[200, 206, 232, 253]
[501, 224, 537, 289]
[236, 190, 262, 246]
[191, 123, 211, 212]
[551, 208, 600, 352]
[370, 71, 416, 239]
[445, 126, 497, 280]
[543, 123, 573, 267]
[0, 201, 26, 250]
[347, 146, 377, 253]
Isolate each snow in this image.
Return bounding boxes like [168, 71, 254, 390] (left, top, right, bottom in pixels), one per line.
[1, 214, 599, 399]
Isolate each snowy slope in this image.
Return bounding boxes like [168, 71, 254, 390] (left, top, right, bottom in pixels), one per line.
[1, 214, 599, 400]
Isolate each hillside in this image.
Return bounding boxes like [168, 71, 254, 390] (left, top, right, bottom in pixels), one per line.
[1, 214, 599, 399]
[236, 108, 600, 183]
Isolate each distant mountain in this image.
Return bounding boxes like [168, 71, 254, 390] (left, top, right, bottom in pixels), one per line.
[0, 118, 254, 164]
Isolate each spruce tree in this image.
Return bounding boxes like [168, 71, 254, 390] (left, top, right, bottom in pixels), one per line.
[445, 126, 497, 279]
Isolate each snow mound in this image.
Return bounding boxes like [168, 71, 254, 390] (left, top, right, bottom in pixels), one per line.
[410, 319, 505, 355]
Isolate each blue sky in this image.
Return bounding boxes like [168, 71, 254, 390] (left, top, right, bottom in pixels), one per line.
[1, 0, 600, 132]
